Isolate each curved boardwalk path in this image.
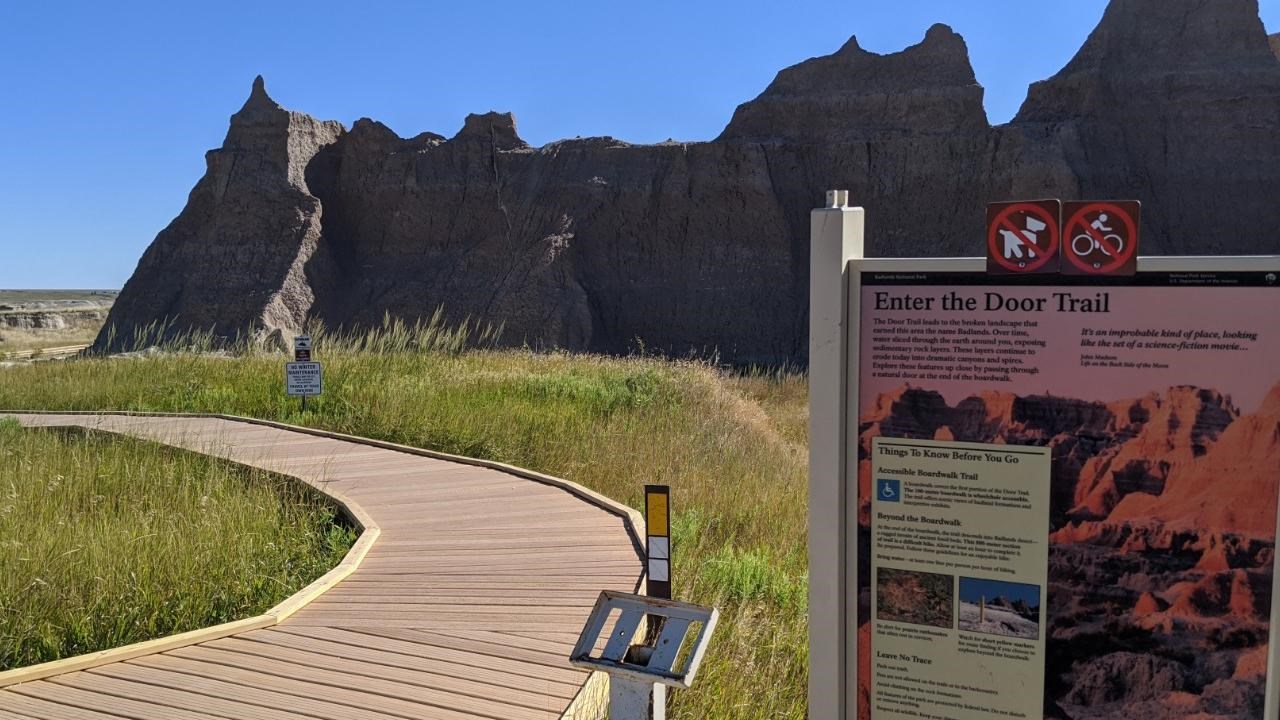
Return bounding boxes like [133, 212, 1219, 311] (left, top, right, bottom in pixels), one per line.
[0, 413, 645, 720]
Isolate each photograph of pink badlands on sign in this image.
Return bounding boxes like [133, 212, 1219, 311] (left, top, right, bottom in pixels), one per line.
[856, 275, 1279, 719]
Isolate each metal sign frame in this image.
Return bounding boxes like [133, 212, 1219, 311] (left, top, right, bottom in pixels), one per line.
[570, 590, 718, 689]
[808, 196, 1280, 719]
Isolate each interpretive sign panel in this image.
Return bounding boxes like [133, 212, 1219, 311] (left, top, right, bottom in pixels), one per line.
[855, 269, 1280, 719]
[807, 200, 1280, 720]
[869, 437, 1050, 720]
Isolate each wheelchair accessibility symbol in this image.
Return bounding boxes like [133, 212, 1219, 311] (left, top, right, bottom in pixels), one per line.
[878, 479, 901, 503]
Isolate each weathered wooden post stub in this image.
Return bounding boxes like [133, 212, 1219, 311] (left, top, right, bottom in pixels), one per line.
[809, 191, 1280, 719]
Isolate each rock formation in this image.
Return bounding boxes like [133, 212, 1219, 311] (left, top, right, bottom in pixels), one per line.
[96, 0, 1280, 361]
[100, 77, 343, 349]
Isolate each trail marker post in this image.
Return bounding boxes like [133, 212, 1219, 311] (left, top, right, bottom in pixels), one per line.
[645, 485, 672, 600]
[644, 484, 672, 717]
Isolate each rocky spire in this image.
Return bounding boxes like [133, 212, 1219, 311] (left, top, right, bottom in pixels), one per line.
[1016, 0, 1280, 122]
[719, 23, 988, 142]
[452, 111, 528, 150]
[218, 75, 344, 192]
[94, 76, 346, 353]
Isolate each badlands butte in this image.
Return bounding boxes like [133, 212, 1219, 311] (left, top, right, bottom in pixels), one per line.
[96, 0, 1280, 362]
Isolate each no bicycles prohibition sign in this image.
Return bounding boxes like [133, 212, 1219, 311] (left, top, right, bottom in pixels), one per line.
[986, 200, 1061, 274]
[1063, 200, 1141, 276]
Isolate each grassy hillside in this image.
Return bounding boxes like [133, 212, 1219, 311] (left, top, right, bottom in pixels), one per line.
[0, 332, 809, 719]
[0, 419, 355, 670]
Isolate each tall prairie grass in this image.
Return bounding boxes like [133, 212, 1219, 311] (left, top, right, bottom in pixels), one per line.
[0, 419, 355, 671]
[0, 325, 808, 719]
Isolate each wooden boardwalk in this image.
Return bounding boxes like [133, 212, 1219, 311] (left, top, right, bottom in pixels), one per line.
[0, 413, 645, 719]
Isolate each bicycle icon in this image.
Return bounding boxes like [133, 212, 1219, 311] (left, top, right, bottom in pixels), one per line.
[1063, 201, 1139, 275]
[1071, 213, 1124, 267]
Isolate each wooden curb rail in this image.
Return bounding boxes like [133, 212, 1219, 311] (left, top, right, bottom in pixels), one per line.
[0, 411, 647, 720]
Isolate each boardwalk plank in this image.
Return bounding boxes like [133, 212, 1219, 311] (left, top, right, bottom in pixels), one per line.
[48, 673, 310, 720]
[241, 628, 580, 697]
[275, 626, 585, 685]
[0, 692, 133, 720]
[103, 660, 406, 720]
[121, 653, 483, 720]
[167, 645, 557, 720]
[13, 679, 235, 719]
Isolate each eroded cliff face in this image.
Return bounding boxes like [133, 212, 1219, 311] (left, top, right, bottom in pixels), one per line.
[97, 0, 1280, 360]
[1014, 0, 1280, 256]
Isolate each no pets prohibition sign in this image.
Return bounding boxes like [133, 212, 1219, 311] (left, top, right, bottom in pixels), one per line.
[986, 200, 1062, 274]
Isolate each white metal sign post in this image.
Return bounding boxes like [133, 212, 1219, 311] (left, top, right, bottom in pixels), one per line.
[809, 190, 862, 720]
[809, 191, 1280, 719]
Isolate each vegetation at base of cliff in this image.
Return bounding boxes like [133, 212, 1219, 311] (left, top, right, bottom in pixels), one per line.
[0, 419, 355, 671]
[0, 327, 809, 719]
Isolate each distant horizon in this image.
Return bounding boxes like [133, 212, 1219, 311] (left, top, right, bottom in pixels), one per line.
[2, 0, 1276, 289]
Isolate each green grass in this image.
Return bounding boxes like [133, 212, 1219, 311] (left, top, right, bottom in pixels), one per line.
[0, 418, 355, 671]
[0, 330, 808, 719]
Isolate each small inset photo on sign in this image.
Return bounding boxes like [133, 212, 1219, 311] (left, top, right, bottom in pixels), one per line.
[875, 567, 954, 629]
[958, 577, 1040, 640]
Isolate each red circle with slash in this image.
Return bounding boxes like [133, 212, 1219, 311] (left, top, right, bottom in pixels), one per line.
[987, 203, 1060, 272]
[1064, 202, 1137, 274]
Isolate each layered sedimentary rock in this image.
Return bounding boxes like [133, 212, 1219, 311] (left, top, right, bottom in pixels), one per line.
[97, 0, 1280, 361]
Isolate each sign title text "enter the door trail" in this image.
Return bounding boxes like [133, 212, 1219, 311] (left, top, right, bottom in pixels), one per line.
[874, 290, 1111, 313]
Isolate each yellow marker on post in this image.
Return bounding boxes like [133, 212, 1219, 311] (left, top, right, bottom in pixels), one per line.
[645, 485, 671, 600]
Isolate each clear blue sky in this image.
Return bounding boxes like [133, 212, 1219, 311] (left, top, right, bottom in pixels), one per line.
[1, 1, 1276, 289]
[959, 577, 1040, 607]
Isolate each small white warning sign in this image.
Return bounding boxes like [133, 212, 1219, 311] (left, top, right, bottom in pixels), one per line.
[285, 361, 323, 397]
